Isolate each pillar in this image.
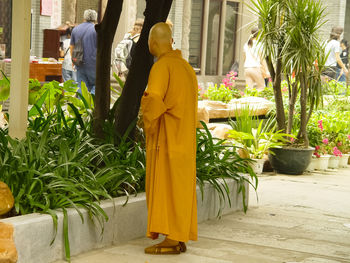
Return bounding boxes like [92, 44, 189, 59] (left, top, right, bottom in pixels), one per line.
[9, 0, 31, 139]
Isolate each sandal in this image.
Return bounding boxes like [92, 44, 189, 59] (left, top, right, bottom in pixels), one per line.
[179, 242, 187, 253]
[144, 243, 181, 254]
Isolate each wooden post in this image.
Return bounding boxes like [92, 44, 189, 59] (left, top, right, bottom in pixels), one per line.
[9, 0, 31, 139]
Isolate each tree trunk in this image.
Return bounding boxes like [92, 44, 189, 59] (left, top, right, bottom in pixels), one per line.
[114, 0, 173, 139]
[287, 80, 298, 134]
[298, 73, 309, 147]
[93, 0, 124, 138]
[273, 51, 286, 132]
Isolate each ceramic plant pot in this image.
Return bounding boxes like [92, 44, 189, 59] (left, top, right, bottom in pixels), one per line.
[306, 156, 317, 172]
[328, 156, 340, 169]
[250, 158, 265, 174]
[268, 147, 314, 175]
[339, 154, 349, 168]
[314, 155, 331, 171]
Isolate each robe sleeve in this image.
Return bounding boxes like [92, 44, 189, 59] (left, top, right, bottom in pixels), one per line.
[141, 63, 169, 135]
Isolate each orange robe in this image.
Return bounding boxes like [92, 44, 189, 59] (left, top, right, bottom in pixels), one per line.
[141, 49, 198, 242]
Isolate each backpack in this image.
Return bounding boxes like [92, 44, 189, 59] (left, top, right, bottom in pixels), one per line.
[72, 28, 89, 67]
[114, 34, 139, 74]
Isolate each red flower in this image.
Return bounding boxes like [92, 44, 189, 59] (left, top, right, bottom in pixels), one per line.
[313, 152, 321, 158]
[315, 145, 320, 150]
[332, 147, 342, 157]
[317, 120, 323, 131]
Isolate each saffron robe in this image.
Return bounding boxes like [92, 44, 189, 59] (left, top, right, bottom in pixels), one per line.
[141, 50, 198, 242]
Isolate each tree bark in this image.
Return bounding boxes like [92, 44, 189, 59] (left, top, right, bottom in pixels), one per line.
[273, 50, 286, 133]
[287, 79, 298, 135]
[93, 0, 124, 138]
[114, 0, 173, 139]
[298, 73, 309, 147]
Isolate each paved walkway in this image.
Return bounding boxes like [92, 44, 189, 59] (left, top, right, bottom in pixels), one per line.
[57, 167, 350, 263]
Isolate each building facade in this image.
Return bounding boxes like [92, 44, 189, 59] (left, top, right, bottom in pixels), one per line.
[0, 0, 349, 85]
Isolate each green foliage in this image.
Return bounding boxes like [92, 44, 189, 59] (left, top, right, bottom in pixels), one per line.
[205, 84, 233, 103]
[228, 121, 293, 159]
[0, 122, 144, 261]
[229, 112, 293, 159]
[323, 79, 350, 96]
[0, 70, 10, 102]
[308, 110, 350, 154]
[196, 122, 258, 214]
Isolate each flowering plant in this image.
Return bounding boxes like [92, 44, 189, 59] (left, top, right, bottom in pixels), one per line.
[222, 71, 242, 99]
[313, 139, 328, 158]
[201, 71, 242, 102]
[332, 146, 342, 157]
[198, 85, 207, 101]
[222, 71, 237, 89]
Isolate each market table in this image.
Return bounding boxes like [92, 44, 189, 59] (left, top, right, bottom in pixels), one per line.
[29, 62, 62, 82]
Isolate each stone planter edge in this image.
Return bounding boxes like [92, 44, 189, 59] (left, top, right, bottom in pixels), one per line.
[0, 177, 249, 263]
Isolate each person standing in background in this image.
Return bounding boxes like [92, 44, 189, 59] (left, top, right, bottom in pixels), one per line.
[60, 27, 76, 83]
[323, 28, 348, 80]
[243, 28, 267, 91]
[336, 39, 349, 82]
[70, 9, 97, 94]
[114, 18, 144, 78]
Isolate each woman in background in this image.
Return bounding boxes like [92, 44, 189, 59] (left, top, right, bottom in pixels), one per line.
[243, 28, 266, 91]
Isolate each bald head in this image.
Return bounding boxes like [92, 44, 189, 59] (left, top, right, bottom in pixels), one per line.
[148, 22, 173, 57]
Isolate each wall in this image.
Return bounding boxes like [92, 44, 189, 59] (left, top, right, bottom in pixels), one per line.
[31, 0, 52, 57]
[320, 0, 347, 41]
[76, 0, 99, 23]
[0, 0, 12, 58]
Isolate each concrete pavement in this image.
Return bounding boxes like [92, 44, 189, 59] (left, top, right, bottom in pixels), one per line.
[56, 167, 350, 263]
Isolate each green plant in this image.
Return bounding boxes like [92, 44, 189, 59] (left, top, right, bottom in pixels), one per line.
[0, 70, 10, 111]
[323, 79, 349, 96]
[196, 122, 258, 213]
[228, 117, 293, 159]
[205, 84, 233, 103]
[250, 0, 326, 147]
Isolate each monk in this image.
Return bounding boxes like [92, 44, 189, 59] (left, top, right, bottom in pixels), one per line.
[141, 22, 198, 254]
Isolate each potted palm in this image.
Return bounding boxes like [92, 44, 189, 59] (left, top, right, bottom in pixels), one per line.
[250, 0, 326, 174]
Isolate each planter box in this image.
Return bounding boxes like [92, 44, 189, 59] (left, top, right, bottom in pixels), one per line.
[0, 178, 249, 263]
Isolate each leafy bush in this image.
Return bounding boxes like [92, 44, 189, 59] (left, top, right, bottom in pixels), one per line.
[323, 79, 349, 96]
[205, 84, 234, 103]
[308, 110, 350, 155]
[196, 122, 258, 213]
